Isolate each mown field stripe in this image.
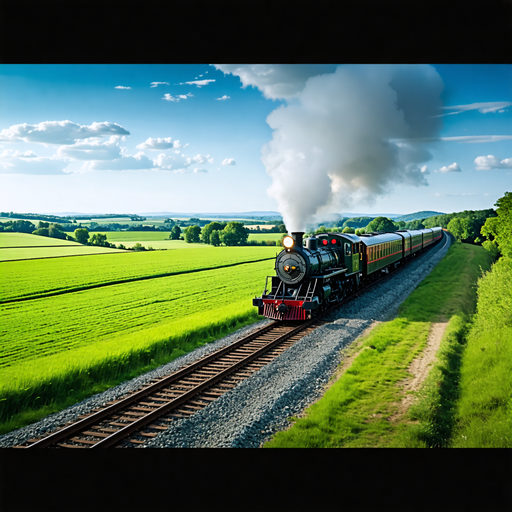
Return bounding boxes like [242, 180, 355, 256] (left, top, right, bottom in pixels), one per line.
[0, 251, 128, 263]
[0, 257, 275, 304]
[0, 246, 84, 249]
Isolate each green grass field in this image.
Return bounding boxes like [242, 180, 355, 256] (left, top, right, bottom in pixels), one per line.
[0, 233, 80, 248]
[98, 231, 283, 244]
[117, 240, 206, 249]
[1, 260, 273, 371]
[99, 231, 175, 242]
[0, 245, 278, 432]
[264, 241, 497, 448]
[0, 245, 128, 262]
[448, 256, 512, 447]
[247, 233, 283, 242]
[0, 246, 276, 302]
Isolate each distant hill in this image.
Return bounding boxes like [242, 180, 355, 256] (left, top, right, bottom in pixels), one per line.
[393, 211, 445, 223]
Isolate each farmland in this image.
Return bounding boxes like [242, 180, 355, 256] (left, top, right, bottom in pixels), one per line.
[98, 231, 283, 244]
[1, 246, 277, 302]
[0, 245, 278, 430]
[247, 233, 283, 242]
[0, 246, 128, 262]
[100, 231, 176, 242]
[0, 233, 79, 247]
[1, 259, 274, 370]
[0, 233, 128, 261]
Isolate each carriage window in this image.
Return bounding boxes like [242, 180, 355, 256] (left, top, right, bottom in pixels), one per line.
[345, 243, 351, 256]
[352, 243, 359, 254]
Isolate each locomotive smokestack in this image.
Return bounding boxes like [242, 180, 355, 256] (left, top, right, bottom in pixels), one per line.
[292, 232, 304, 247]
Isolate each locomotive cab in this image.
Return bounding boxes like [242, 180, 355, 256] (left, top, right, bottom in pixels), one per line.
[315, 233, 362, 275]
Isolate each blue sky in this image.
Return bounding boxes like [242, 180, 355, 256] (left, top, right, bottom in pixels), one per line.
[0, 64, 510, 224]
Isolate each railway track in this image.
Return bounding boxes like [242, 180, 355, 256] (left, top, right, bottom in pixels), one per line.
[17, 320, 321, 448]
[18, 236, 445, 449]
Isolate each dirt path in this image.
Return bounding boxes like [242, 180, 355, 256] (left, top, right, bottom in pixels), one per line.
[389, 321, 448, 423]
[287, 320, 449, 431]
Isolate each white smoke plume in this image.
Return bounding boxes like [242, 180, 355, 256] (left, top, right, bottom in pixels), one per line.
[215, 64, 444, 232]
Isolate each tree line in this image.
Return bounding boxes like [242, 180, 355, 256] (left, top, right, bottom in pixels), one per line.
[169, 221, 288, 247]
[305, 208, 498, 247]
[0, 218, 288, 249]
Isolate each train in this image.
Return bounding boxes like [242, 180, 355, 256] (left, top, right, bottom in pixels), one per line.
[253, 227, 443, 321]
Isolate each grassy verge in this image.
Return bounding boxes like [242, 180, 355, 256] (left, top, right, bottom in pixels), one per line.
[0, 306, 262, 435]
[449, 256, 512, 447]
[264, 240, 496, 448]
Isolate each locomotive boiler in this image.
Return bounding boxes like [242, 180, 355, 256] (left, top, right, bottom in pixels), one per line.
[253, 227, 443, 321]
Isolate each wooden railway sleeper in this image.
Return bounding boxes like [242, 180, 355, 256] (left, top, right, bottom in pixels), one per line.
[27, 320, 314, 448]
[82, 431, 112, 438]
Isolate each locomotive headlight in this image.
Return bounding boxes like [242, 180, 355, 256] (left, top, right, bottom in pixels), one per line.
[283, 236, 294, 249]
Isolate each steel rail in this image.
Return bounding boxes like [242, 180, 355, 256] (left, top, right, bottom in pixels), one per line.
[24, 321, 307, 448]
[90, 319, 315, 448]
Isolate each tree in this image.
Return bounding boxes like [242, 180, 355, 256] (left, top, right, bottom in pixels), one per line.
[366, 217, 396, 233]
[342, 227, 355, 234]
[48, 225, 67, 240]
[10, 220, 36, 233]
[170, 225, 181, 240]
[201, 221, 226, 244]
[210, 230, 221, 246]
[32, 227, 49, 237]
[221, 221, 248, 246]
[38, 221, 50, 229]
[481, 191, 511, 258]
[184, 225, 201, 243]
[278, 224, 287, 233]
[406, 219, 426, 230]
[447, 217, 471, 242]
[90, 233, 108, 246]
[74, 228, 89, 244]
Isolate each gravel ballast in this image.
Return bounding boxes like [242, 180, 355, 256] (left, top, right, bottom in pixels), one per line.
[0, 234, 451, 448]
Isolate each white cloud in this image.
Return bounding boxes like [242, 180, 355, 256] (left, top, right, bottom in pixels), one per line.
[0, 149, 38, 158]
[136, 137, 183, 150]
[474, 155, 512, 170]
[82, 152, 156, 171]
[179, 79, 215, 88]
[153, 152, 195, 171]
[216, 95, 230, 101]
[435, 162, 462, 173]
[150, 82, 170, 88]
[162, 93, 194, 102]
[56, 136, 123, 160]
[186, 154, 213, 165]
[115, 86, 131, 90]
[193, 168, 208, 173]
[222, 158, 236, 165]
[431, 192, 477, 197]
[431, 101, 512, 117]
[0, 152, 68, 175]
[214, 64, 338, 100]
[392, 135, 512, 144]
[0, 120, 130, 145]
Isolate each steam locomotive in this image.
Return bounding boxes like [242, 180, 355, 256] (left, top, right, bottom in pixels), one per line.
[253, 227, 443, 321]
